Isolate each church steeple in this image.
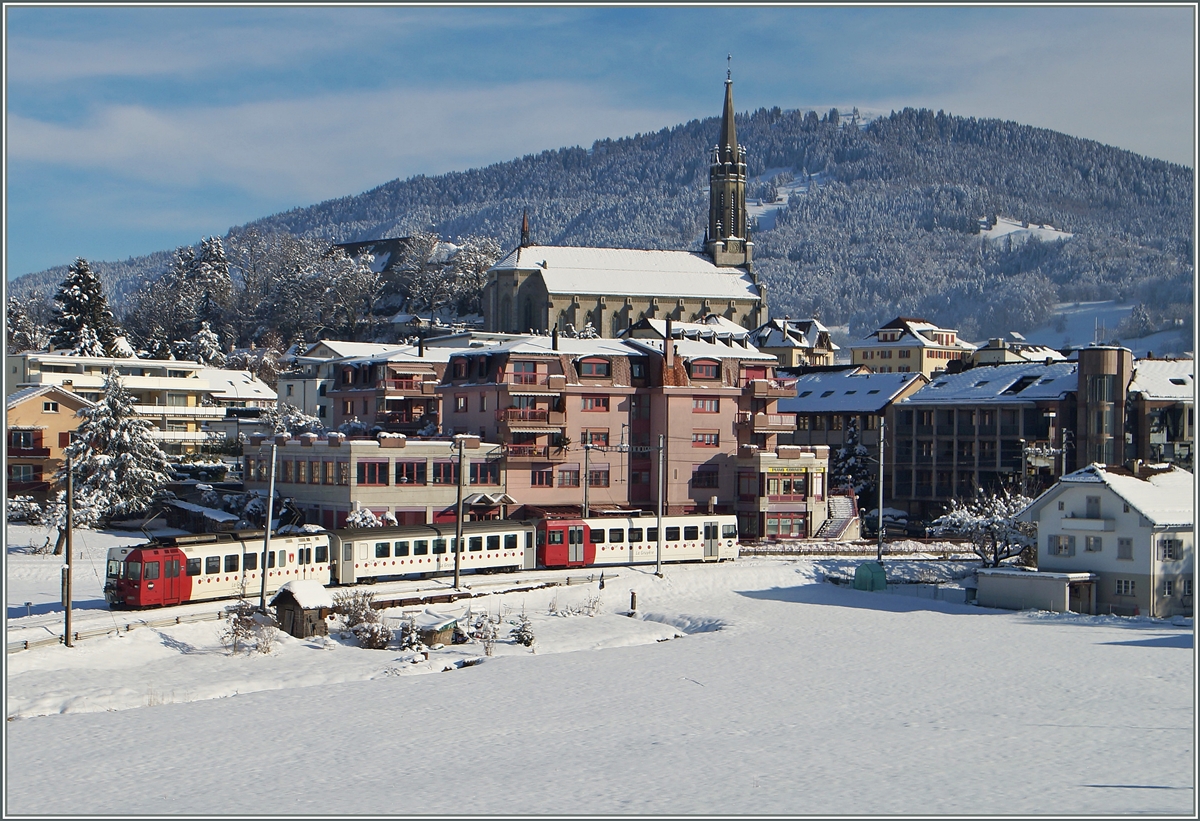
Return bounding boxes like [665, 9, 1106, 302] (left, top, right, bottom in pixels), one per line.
[706, 57, 753, 270]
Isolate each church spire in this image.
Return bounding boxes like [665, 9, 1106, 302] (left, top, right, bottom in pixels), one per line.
[706, 59, 753, 271]
[520, 209, 531, 247]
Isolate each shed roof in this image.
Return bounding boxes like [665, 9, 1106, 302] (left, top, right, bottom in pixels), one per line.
[270, 579, 335, 610]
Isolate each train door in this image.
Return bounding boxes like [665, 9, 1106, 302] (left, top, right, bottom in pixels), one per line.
[703, 521, 720, 559]
[523, 530, 536, 570]
[161, 551, 182, 605]
[568, 526, 585, 564]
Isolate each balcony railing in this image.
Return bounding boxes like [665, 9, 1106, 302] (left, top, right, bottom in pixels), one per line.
[735, 411, 797, 432]
[378, 378, 427, 392]
[375, 411, 435, 427]
[744, 378, 797, 397]
[497, 408, 548, 423]
[8, 446, 50, 458]
[505, 373, 545, 385]
[132, 404, 226, 419]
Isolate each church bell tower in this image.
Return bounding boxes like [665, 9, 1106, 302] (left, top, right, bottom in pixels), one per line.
[706, 64, 753, 270]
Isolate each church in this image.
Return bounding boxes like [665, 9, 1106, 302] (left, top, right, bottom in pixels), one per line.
[481, 73, 768, 338]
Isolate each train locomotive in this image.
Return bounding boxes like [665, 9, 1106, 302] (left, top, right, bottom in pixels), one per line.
[104, 512, 739, 609]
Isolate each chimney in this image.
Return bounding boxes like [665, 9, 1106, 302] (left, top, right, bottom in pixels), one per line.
[552, 325, 558, 351]
[418, 336, 425, 358]
[664, 317, 674, 369]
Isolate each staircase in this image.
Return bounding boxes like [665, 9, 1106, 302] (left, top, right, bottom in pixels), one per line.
[816, 490, 860, 540]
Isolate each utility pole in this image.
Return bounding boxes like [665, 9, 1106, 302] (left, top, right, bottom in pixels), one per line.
[453, 435, 479, 590]
[63, 452, 74, 648]
[1019, 438, 1027, 497]
[582, 444, 591, 519]
[876, 414, 885, 564]
[656, 433, 665, 577]
[259, 442, 277, 614]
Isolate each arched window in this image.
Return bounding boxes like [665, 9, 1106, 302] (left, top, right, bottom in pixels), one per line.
[578, 357, 611, 378]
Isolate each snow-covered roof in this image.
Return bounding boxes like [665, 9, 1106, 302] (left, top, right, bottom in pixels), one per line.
[898, 362, 1077, 405]
[1128, 359, 1194, 402]
[623, 316, 751, 341]
[1024, 464, 1194, 528]
[6, 384, 93, 410]
[491, 246, 762, 302]
[301, 340, 401, 360]
[626, 337, 776, 362]
[474, 334, 635, 359]
[163, 499, 240, 522]
[270, 579, 335, 610]
[751, 317, 839, 351]
[198, 369, 277, 402]
[778, 370, 927, 413]
[855, 317, 975, 351]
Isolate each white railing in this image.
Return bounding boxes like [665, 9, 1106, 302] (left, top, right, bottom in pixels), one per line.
[132, 405, 227, 418]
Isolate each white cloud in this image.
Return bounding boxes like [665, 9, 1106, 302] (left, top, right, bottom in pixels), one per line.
[7, 82, 687, 203]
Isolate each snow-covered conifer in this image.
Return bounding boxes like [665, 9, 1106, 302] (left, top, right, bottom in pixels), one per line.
[50, 258, 121, 354]
[68, 323, 107, 358]
[189, 322, 226, 366]
[830, 417, 876, 500]
[57, 370, 173, 525]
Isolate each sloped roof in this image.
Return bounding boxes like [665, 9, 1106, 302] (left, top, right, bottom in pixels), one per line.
[302, 340, 401, 360]
[751, 318, 839, 350]
[6, 384, 94, 411]
[270, 579, 335, 610]
[1025, 464, 1193, 528]
[198, 369, 277, 403]
[624, 316, 751, 341]
[778, 370, 927, 413]
[491, 246, 761, 301]
[898, 362, 1077, 405]
[626, 337, 776, 362]
[1128, 359, 1194, 402]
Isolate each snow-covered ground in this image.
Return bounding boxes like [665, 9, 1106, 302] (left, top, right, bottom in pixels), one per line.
[979, 215, 1072, 246]
[5, 523, 1194, 815]
[1022, 299, 1193, 357]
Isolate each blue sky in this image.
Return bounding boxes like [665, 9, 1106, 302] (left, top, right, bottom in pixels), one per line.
[5, 5, 1195, 278]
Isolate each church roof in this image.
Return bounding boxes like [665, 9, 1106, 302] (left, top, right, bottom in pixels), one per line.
[490, 246, 761, 302]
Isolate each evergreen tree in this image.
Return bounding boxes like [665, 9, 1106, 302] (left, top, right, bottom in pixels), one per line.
[7, 294, 51, 353]
[57, 370, 173, 524]
[69, 323, 107, 357]
[189, 321, 226, 366]
[829, 417, 876, 500]
[50, 258, 120, 354]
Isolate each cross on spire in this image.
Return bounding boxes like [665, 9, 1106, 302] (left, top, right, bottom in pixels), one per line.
[727, 54, 731, 82]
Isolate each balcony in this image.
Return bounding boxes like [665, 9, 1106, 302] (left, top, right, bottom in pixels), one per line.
[496, 408, 565, 428]
[378, 378, 435, 395]
[132, 404, 227, 419]
[8, 446, 50, 458]
[1060, 516, 1115, 532]
[736, 411, 797, 433]
[744, 378, 797, 398]
[375, 411, 436, 429]
[502, 444, 568, 463]
[147, 430, 217, 443]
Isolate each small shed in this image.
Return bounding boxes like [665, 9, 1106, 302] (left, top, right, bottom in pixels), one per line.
[270, 580, 335, 638]
[414, 609, 460, 646]
[853, 561, 888, 591]
[975, 568, 1097, 614]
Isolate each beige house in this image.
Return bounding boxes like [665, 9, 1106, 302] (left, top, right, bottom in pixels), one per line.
[6, 385, 94, 501]
[750, 318, 839, 368]
[850, 317, 975, 377]
[1019, 463, 1193, 618]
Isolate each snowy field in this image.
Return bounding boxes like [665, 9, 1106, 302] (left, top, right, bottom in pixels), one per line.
[5, 523, 1195, 816]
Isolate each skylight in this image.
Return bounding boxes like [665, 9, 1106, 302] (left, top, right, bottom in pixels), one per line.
[867, 389, 880, 394]
[844, 390, 857, 395]
[1170, 377, 1189, 385]
[974, 380, 989, 388]
[799, 390, 812, 398]
[821, 390, 834, 397]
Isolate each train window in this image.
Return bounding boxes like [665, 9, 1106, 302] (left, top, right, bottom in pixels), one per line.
[684, 526, 699, 540]
[302, 547, 312, 565]
[647, 528, 658, 541]
[205, 556, 221, 574]
[316, 544, 328, 563]
[665, 527, 680, 541]
[375, 543, 390, 558]
[343, 544, 353, 562]
[225, 554, 239, 573]
[244, 553, 258, 571]
[608, 528, 624, 543]
[432, 539, 447, 555]
[267, 551, 276, 569]
[628, 528, 643, 543]
[590, 528, 605, 544]
[486, 535, 500, 550]
[165, 560, 180, 578]
[414, 540, 429, 555]
[450, 538, 460, 554]
[505, 534, 518, 550]
[144, 561, 160, 580]
[107, 560, 120, 578]
[124, 561, 141, 580]
[469, 536, 483, 552]
[187, 558, 201, 576]
[394, 541, 410, 557]
[278, 550, 286, 567]
[723, 524, 738, 539]
[548, 530, 564, 545]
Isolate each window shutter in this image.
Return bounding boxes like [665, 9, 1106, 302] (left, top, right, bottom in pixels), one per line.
[1067, 535, 1076, 557]
[59, 431, 70, 448]
[1046, 535, 1057, 555]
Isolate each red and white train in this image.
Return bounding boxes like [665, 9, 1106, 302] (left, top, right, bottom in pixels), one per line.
[104, 513, 739, 609]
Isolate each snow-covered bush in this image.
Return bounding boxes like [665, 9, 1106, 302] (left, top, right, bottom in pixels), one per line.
[353, 621, 394, 650]
[345, 507, 382, 528]
[333, 589, 380, 629]
[396, 615, 424, 651]
[471, 613, 498, 656]
[220, 604, 258, 654]
[7, 496, 42, 523]
[928, 489, 1036, 567]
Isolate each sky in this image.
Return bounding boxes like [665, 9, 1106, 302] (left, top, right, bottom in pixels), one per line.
[4, 4, 1196, 278]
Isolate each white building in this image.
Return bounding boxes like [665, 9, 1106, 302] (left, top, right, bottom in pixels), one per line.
[1019, 463, 1194, 617]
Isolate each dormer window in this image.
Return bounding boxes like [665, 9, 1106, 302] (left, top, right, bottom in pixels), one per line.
[452, 359, 468, 379]
[579, 358, 610, 378]
[690, 360, 719, 380]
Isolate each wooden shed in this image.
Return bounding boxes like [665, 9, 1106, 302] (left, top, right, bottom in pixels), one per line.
[270, 580, 335, 638]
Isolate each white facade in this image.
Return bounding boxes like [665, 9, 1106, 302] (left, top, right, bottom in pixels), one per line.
[1020, 464, 1194, 617]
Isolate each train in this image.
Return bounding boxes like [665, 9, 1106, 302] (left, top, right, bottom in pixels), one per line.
[103, 512, 740, 609]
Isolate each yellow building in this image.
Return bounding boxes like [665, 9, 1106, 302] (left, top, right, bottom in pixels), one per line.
[849, 317, 975, 377]
[6, 385, 94, 501]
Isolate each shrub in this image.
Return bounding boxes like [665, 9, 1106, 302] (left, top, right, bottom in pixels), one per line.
[333, 589, 379, 629]
[352, 621, 393, 650]
[512, 613, 536, 647]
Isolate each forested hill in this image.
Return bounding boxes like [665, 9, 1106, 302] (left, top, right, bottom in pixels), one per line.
[12, 106, 1193, 340]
